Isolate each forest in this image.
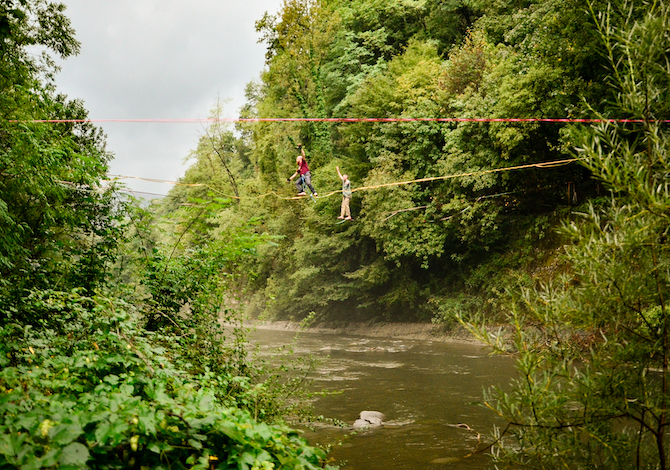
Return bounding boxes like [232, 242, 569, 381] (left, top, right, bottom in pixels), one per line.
[165, 0, 617, 324]
[2, 0, 670, 468]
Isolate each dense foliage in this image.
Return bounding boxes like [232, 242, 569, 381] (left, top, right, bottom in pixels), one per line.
[465, 1, 670, 467]
[0, 0, 120, 308]
[6, 0, 669, 467]
[0, 2, 335, 469]
[164, 0, 628, 322]
[1, 292, 327, 470]
[160, 0, 670, 466]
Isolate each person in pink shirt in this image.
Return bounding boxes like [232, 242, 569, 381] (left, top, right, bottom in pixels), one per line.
[287, 144, 317, 196]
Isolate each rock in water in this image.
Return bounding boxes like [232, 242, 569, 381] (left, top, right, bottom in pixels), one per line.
[360, 411, 386, 422]
[352, 419, 370, 428]
[353, 410, 386, 428]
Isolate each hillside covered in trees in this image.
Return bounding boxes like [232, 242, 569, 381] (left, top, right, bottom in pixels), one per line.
[160, 0, 623, 324]
[4, 0, 670, 468]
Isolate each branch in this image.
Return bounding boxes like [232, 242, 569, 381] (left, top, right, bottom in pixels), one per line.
[204, 129, 240, 204]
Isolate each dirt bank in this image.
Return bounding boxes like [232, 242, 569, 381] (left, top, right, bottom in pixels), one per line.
[248, 319, 483, 344]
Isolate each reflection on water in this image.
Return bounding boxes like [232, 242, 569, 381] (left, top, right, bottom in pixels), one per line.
[248, 328, 517, 470]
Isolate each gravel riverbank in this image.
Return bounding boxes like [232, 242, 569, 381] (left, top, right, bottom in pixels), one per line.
[247, 319, 482, 344]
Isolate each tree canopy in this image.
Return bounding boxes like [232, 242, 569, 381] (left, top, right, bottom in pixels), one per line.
[467, 1, 670, 467]
[165, 0, 626, 322]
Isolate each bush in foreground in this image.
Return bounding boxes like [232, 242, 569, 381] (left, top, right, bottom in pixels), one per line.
[0, 291, 333, 470]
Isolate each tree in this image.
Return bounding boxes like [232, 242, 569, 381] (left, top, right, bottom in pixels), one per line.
[256, 0, 338, 164]
[469, 1, 670, 467]
[0, 0, 122, 316]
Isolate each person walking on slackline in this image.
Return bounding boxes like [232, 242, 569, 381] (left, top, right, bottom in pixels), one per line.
[287, 144, 317, 196]
[336, 166, 352, 220]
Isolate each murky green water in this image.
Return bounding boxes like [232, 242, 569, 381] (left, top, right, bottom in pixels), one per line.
[249, 328, 517, 470]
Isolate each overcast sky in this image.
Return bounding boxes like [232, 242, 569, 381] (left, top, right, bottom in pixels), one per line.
[54, 0, 282, 197]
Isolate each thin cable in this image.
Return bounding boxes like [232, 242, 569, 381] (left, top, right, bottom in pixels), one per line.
[106, 174, 300, 201]
[105, 157, 581, 201]
[348, 157, 579, 194]
[118, 189, 171, 198]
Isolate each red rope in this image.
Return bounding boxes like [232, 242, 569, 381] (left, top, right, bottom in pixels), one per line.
[7, 117, 669, 124]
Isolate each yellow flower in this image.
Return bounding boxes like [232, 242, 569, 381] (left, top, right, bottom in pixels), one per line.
[130, 435, 140, 452]
[39, 419, 54, 438]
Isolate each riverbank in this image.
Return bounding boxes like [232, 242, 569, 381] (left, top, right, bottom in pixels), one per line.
[247, 319, 483, 344]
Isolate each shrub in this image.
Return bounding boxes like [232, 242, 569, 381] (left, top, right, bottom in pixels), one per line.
[0, 291, 334, 470]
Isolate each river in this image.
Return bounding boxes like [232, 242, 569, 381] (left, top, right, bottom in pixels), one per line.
[249, 328, 517, 470]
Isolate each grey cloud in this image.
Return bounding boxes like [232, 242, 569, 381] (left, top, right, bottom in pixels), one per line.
[55, 0, 281, 196]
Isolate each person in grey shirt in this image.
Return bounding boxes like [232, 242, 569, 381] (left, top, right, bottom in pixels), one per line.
[336, 166, 352, 220]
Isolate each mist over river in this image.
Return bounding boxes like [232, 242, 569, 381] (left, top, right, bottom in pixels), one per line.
[249, 327, 517, 470]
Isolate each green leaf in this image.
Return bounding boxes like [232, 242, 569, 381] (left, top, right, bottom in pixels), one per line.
[51, 422, 83, 445]
[103, 374, 119, 385]
[41, 448, 60, 467]
[58, 442, 90, 466]
[188, 438, 203, 450]
[0, 434, 12, 456]
[138, 413, 157, 435]
[94, 421, 111, 444]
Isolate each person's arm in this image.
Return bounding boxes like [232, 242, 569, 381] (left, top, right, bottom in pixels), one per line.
[287, 170, 298, 182]
[336, 166, 344, 181]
